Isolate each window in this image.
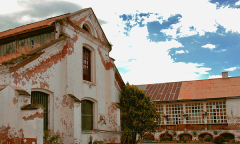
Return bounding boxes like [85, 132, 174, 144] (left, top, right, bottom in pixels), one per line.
[166, 104, 183, 124]
[206, 101, 227, 123]
[83, 47, 91, 81]
[82, 24, 89, 33]
[156, 104, 164, 125]
[81, 100, 93, 130]
[31, 91, 49, 132]
[185, 102, 204, 124]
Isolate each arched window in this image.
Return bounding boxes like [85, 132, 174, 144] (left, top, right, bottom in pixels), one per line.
[82, 24, 89, 32]
[83, 47, 91, 81]
[81, 100, 93, 130]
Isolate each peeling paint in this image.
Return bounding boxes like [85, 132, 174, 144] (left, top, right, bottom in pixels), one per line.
[97, 47, 114, 70]
[22, 112, 43, 121]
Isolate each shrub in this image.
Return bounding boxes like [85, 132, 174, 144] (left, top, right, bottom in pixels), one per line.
[142, 133, 154, 141]
[203, 135, 213, 142]
[160, 131, 172, 141]
[213, 135, 225, 144]
[180, 134, 192, 143]
[43, 130, 63, 144]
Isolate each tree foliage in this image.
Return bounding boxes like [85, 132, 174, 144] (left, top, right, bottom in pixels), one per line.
[120, 83, 160, 144]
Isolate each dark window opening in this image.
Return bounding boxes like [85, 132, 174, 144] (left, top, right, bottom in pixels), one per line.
[81, 100, 93, 131]
[83, 47, 91, 81]
[82, 24, 89, 32]
[31, 91, 48, 132]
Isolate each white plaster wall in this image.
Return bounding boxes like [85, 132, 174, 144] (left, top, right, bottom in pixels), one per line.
[226, 98, 240, 124]
[0, 85, 10, 126]
[0, 10, 121, 143]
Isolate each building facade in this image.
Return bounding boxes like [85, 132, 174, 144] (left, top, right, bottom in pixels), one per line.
[137, 72, 240, 142]
[0, 8, 124, 144]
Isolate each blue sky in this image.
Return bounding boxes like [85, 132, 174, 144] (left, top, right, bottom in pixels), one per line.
[0, 0, 240, 84]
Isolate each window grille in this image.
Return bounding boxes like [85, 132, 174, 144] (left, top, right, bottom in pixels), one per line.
[156, 104, 164, 125]
[81, 100, 93, 130]
[31, 91, 48, 132]
[157, 100, 227, 125]
[83, 47, 91, 81]
[166, 104, 183, 125]
[206, 101, 227, 123]
[185, 102, 204, 124]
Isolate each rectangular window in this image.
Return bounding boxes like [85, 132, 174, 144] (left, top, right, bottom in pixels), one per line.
[157, 100, 227, 125]
[166, 104, 183, 125]
[185, 102, 204, 124]
[81, 100, 93, 130]
[83, 47, 91, 81]
[156, 104, 164, 125]
[206, 101, 227, 123]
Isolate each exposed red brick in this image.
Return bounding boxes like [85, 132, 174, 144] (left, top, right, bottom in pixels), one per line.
[12, 97, 18, 105]
[10, 52, 44, 73]
[72, 34, 78, 43]
[97, 47, 114, 70]
[22, 112, 43, 121]
[115, 72, 124, 90]
[96, 30, 101, 41]
[107, 103, 118, 131]
[12, 40, 74, 87]
[106, 61, 114, 70]
[40, 81, 50, 89]
[114, 81, 120, 92]
[61, 95, 74, 109]
[73, 15, 89, 27]
[0, 125, 10, 143]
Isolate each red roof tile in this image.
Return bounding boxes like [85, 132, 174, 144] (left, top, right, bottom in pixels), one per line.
[0, 14, 69, 39]
[136, 77, 240, 102]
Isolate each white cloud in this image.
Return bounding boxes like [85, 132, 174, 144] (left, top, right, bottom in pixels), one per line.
[0, 0, 24, 14]
[175, 50, 189, 54]
[209, 75, 222, 79]
[215, 49, 226, 52]
[236, 1, 240, 5]
[202, 44, 216, 50]
[107, 20, 211, 84]
[176, 50, 185, 54]
[224, 67, 240, 71]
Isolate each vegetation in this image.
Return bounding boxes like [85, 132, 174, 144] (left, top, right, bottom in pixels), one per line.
[43, 130, 62, 144]
[213, 135, 225, 144]
[142, 133, 155, 141]
[120, 83, 160, 144]
[199, 134, 213, 142]
[159, 131, 172, 141]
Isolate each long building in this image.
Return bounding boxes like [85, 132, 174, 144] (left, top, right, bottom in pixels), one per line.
[137, 72, 240, 142]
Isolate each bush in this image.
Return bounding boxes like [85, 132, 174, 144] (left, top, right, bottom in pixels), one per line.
[43, 130, 63, 144]
[213, 135, 225, 144]
[200, 135, 213, 142]
[142, 133, 154, 141]
[160, 131, 172, 141]
[180, 134, 191, 143]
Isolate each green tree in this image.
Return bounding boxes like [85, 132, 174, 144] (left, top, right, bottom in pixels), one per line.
[120, 83, 160, 144]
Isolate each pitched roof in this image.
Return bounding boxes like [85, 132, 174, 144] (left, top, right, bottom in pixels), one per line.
[136, 77, 240, 102]
[0, 14, 69, 39]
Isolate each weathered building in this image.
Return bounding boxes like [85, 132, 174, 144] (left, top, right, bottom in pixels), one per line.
[137, 72, 240, 142]
[0, 8, 124, 144]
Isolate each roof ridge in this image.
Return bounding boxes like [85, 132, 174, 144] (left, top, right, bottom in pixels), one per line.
[0, 13, 70, 34]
